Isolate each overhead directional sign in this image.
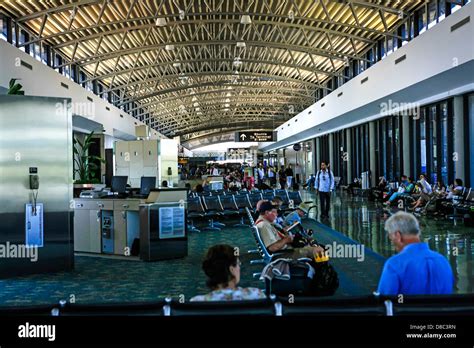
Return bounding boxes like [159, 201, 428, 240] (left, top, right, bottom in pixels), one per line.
[235, 131, 276, 142]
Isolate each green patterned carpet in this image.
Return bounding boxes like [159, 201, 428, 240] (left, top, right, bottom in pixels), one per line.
[0, 213, 385, 307]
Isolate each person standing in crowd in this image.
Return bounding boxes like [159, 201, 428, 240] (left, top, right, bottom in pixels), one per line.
[278, 166, 287, 189]
[285, 164, 294, 189]
[294, 163, 302, 185]
[377, 212, 454, 295]
[211, 165, 220, 176]
[267, 166, 276, 187]
[314, 161, 334, 219]
[257, 163, 265, 187]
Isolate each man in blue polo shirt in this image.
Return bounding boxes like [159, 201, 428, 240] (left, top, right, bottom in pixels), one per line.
[377, 212, 454, 295]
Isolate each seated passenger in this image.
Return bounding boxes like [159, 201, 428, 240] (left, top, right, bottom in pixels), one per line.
[410, 174, 433, 210]
[446, 178, 464, 199]
[255, 202, 323, 259]
[190, 244, 266, 301]
[303, 174, 315, 189]
[432, 178, 464, 215]
[283, 203, 309, 226]
[384, 175, 414, 205]
[377, 212, 454, 295]
[370, 176, 388, 201]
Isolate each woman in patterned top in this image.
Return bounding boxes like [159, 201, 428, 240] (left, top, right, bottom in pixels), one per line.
[190, 244, 266, 301]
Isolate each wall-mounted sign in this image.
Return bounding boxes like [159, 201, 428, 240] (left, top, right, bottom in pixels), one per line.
[235, 131, 276, 142]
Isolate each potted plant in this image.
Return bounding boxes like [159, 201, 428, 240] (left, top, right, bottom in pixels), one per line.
[7, 78, 25, 95]
[73, 131, 105, 185]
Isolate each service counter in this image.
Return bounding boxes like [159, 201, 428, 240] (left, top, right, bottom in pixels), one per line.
[73, 188, 187, 261]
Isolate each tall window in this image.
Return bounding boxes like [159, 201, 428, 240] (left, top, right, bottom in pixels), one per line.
[420, 109, 427, 175]
[439, 102, 449, 185]
[428, 105, 438, 183]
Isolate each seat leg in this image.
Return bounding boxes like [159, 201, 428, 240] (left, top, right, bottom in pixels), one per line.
[250, 259, 265, 265]
[202, 218, 221, 231]
[234, 216, 249, 227]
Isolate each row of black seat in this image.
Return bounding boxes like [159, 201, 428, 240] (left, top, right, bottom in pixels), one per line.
[2, 294, 473, 316]
[187, 189, 312, 232]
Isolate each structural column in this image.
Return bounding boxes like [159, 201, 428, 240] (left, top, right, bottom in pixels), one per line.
[369, 121, 377, 187]
[453, 96, 465, 182]
[312, 138, 317, 175]
[346, 128, 352, 184]
[315, 137, 321, 171]
[402, 115, 411, 178]
[328, 133, 334, 170]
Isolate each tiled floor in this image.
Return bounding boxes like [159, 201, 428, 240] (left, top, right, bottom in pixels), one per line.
[0, 190, 472, 307]
[302, 190, 474, 294]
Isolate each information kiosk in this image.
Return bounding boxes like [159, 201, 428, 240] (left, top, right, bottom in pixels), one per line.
[139, 188, 188, 261]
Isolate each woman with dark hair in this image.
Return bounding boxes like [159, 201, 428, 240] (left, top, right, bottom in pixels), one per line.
[190, 244, 266, 301]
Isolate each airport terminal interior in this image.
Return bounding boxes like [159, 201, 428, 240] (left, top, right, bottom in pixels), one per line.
[0, 0, 473, 317]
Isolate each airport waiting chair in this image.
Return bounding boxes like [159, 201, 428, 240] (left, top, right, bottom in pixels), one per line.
[383, 294, 474, 316]
[274, 189, 291, 210]
[278, 295, 386, 316]
[261, 189, 275, 201]
[458, 188, 474, 215]
[246, 212, 286, 279]
[211, 189, 226, 196]
[287, 191, 317, 217]
[233, 194, 253, 227]
[201, 195, 226, 230]
[53, 300, 166, 316]
[442, 187, 471, 224]
[218, 195, 240, 218]
[248, 192, 263, 212]
[0, 304, 57, 316]
[165, 297, 277, 316]
[187, 196, 206, 233]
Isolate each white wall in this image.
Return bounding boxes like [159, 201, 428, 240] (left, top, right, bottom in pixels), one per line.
[0, 39, 164, 140]
[272, 2, 473, 144]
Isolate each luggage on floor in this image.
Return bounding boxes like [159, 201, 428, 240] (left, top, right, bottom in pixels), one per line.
[263, 259, 339, 297]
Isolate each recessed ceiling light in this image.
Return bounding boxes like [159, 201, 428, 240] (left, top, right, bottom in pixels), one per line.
[236, 41, 246, 48]
[226, 92, 232, 97]
[165, 44, 175, 51]
[240, 15, 252, 25]
[156, 17, 167, 26]
[224, 103, 230, 108]
[173, 62, 181, 67]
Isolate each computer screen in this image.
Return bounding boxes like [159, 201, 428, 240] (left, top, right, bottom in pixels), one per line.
[140, 176, 156, 195]
[209, 182, 223, 191]
[111, 176, 128, 194]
